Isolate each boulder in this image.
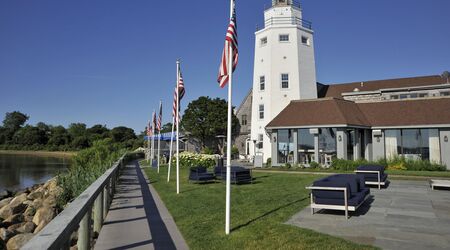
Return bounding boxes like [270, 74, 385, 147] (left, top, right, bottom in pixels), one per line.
[43, 196, 57, 208]
[32, 206, 55, 229]
[0, 203, 26, 220]
[27, 191, 43, 201]
[23, 206, 36, 217]
[3, 214, 23, 225]
[16, 222, 36, 234]
[5, 233, 34, 250]
[0, 198, 12, 210]
[0, 190, 12, 200]
[7, 223, 24, 232]
[0, 228, 17, 242]
[33, 222, 46, 234]
[9, 194, 27, 208]
[31, 199, 43, 210]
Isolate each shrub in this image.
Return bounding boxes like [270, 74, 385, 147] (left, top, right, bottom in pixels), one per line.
[171, 152, 217, 169]
[331, 158, 368, 171]
[57, 139, 126, 207]
[309, 161, 320, 169]
[201, 147, 214, 155]
[266, 158, 272, 168]
[283, 163, 292, 169]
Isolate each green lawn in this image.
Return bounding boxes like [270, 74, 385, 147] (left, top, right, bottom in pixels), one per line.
[257, 168, 450, 179]
[144, 165, 376, 250]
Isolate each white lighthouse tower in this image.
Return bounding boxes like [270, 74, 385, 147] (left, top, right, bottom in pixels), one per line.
[250, 0, 318, 162]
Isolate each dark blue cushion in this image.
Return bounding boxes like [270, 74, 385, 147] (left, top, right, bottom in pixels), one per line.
[312, 180, 351, 199]
[357, 165, 386, 174]
[327, 174, 360, 194]
[358, 173, 388, 182]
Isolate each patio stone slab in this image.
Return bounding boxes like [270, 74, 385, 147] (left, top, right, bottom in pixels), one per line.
[287, 180, 450, 250]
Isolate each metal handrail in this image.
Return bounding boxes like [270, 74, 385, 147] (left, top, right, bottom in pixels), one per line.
[23, 154, 127, 250]
[256, 17, 312, 31]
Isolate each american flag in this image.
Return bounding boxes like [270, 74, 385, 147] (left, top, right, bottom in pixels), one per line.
[157, 101, 162, 132]
[172, 65, 185, 123]
[152, 111, 157, 133]
[146, 121, 152, 137]
[217, 0, 238, 88]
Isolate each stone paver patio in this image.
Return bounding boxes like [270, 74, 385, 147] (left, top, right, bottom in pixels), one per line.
[287, 180, 450, 250]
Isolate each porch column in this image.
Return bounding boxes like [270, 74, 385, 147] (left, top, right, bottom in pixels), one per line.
[364, 129, 372, 161]
[354, 129, 361, 160]
[271, 131, 279, 166]
[293, 129, 298, 164]
[336, 128, 348, 160]
[314, 133, 319, 164]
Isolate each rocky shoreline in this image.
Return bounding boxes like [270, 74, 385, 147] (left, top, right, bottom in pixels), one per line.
[0, 179, 62, 250]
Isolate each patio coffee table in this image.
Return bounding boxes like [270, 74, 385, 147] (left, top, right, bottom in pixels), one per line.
[430, 179, 450, 190]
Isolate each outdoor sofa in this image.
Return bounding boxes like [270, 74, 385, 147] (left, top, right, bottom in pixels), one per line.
[214, 166, 252, 184]
[306, 174, 371, 219]
[355, 165, 388, 189]
[188, 166, 216, 183]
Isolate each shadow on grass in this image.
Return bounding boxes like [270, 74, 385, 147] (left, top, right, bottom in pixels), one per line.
[232, 196, 309, 232]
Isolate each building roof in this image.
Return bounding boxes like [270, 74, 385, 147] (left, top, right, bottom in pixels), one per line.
[266, 97, 450, 129]
[266, 98, 370, 128]
[358, 98, 450, 127]
[321, 75, 448, 98]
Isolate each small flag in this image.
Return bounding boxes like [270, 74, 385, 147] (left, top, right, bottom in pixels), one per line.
[147, 122, 153, 137]
[152, 111, 157, 132]
[157, 101, 162, 132]
[172, 64, 185, 123]
[217, 0, 238, 88]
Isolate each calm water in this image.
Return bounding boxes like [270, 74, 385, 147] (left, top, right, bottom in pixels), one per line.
[0, 154, 70, 192]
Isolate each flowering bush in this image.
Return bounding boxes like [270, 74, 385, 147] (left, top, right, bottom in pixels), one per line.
[171, 152, 217, 168]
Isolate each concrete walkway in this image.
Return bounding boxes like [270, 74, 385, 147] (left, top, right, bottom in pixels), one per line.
[95, 162, 188, 250]
[287, 180, 450, 250]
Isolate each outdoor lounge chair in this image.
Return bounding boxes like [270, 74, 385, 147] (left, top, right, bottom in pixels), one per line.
[354, 165, 388, 189]
[214, 166, 252, 184]
[189, 166, 215, 183]
[306, 174, 370, 219]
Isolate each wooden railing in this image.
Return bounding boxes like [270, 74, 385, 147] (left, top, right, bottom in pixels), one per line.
[22, 154, 127, 250]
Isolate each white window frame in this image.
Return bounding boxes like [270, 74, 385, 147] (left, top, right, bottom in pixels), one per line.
[259, 75, 265, 91]
[259, 104, 264, 120]
[279, 34, 289, 42]
[281, 73, 289, 89]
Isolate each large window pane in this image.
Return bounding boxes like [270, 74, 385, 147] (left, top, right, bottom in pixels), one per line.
[385, 129, 401, 159]
[297, 129, 314, 164]
[319, 128, 336, 165]
[278, 130, 293, 164]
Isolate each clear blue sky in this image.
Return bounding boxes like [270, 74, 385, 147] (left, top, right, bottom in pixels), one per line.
[1, 0, 449, 133]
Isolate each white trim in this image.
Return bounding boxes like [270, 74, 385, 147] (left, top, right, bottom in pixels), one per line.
[372, 124, 450, 129]
[266, 124, 371, 129]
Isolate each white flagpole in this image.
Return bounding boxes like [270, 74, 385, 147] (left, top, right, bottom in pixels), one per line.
[157, 101, 162, 173]
[147, 121, 151, 162]
[225, 0, 234, 235]
[176, 59, 181, 194]
[167, 116, 175, 182]
[151, 111, 155, 165]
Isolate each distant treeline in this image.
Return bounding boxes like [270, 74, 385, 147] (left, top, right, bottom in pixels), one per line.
[0, 111, 144, 151]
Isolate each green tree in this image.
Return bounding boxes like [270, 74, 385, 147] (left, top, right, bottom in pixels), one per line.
[68, 123, 87, 139]
[87, 124, 110, 141]
[12, 125, 44, 146]
[48, 126, 70, 147]
[2, 111, 29, 141]
[110, 126, 137, 143]
[160, 123, 173, 133]
[36, 122, 51, 145]
[181, 96, 240, 151]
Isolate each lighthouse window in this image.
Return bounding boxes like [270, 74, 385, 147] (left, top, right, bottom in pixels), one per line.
[281, 74, 289, 89]
[260, 37, 267, 46]
[259, 104, 265, 120]
[279, 34, 289, 42]
[301, 36, 310, 45]
[260, 76, 265, 91]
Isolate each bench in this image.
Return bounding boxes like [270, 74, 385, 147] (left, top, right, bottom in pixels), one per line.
[430, 179, 450, 190]
[306, 174, 370, 219]
[355, 165, 388, 189]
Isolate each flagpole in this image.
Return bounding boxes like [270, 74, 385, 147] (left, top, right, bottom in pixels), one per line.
[167, 116, 175, 182]
[147, 121, 151, 163]
[176, 59, 181, 194]
[151, 111, 155, 165]
[157, 101, 162, 173]
[225, 0, 234, 235]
